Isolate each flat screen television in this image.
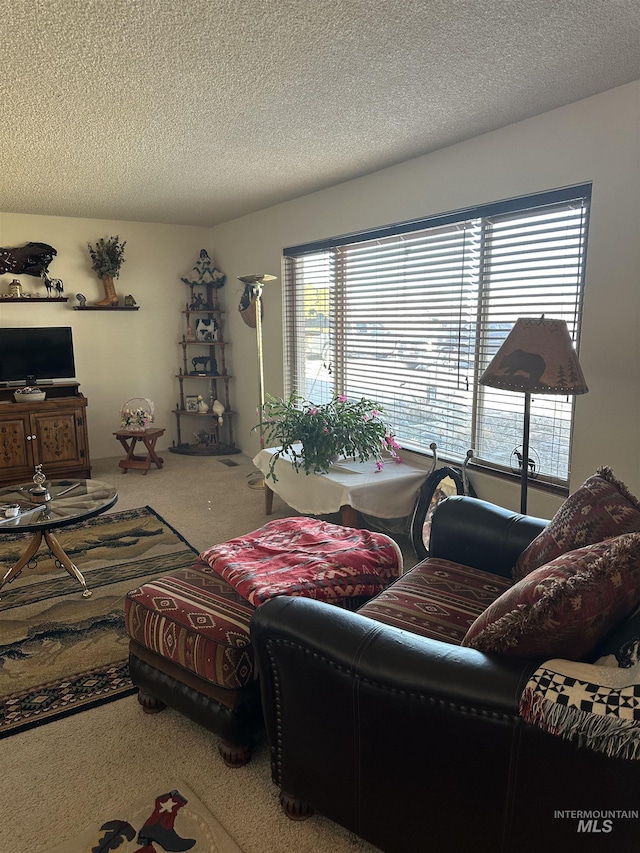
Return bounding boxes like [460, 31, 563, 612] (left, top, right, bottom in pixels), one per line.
[0, 327, 76, 384]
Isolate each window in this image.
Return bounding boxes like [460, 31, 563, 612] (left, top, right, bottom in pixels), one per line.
[283, 185, 591, 485]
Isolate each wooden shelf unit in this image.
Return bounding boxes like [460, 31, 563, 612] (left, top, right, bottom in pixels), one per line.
[170, 280, 239, 456]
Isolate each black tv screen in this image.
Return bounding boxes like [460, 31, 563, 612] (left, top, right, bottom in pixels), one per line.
[0, 327, 76, 383]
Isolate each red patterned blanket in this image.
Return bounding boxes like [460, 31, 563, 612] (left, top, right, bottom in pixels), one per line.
[199, 517, 402, 607]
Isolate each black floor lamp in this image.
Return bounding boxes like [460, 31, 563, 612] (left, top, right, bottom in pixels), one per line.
[479, 317, 588, 515]
[238, 273, 277, 489]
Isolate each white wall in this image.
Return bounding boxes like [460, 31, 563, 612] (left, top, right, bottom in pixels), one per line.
[0, 214, 210, 459]
[2, 80, 638, 519]
[210, 80, 640, 518]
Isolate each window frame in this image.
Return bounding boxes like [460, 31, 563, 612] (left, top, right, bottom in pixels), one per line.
[282, 184, 591, 487]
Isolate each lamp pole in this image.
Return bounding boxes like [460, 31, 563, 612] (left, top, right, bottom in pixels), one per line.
[238, 274, 277, 489]
[520, 391, 531, 515]
[254, 277, 266, 451]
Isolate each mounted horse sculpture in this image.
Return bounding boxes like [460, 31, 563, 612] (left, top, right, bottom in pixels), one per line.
[0, 242, 57, 277]
[41, 272, 64, 297]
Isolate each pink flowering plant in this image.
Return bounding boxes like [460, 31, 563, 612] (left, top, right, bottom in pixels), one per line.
[257, 392, 401, 482]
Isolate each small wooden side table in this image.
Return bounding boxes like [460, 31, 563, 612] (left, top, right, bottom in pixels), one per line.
[114, 428, 165, 474]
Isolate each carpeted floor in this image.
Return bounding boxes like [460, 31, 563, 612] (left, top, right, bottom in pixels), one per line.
[90, 452, 417, 565]
[2, 693, 380, 853]
[0, 451, 407, 853]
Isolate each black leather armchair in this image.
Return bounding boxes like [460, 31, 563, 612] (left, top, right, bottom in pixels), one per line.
[251, 497, 640, 853]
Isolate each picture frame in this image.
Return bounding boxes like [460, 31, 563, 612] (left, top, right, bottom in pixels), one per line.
[185, 396, 199, 413]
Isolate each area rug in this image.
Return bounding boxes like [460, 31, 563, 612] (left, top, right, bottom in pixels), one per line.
[50, 780, 243, 853]
[0, 506, 198, 738]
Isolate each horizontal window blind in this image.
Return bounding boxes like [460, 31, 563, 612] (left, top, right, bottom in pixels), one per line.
[283, 185, 591, 484]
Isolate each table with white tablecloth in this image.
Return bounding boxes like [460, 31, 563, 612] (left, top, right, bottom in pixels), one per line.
[252, 446, 428, 526]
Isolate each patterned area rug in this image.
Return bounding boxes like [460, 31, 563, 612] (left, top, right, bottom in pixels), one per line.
[51, 781, 244, 853]
[0, 506, 198, 737]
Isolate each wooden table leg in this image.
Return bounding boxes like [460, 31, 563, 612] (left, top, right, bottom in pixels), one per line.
[265, 483, 274, 515]
[117, 433, 164, 474]
[142, 435, 164, 470]
[340, 505, 359, 527]
[117, 435, 135, 473]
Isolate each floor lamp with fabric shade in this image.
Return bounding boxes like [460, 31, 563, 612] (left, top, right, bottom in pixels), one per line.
[238, 273, 277, 489]
[479, 317, 588, 514]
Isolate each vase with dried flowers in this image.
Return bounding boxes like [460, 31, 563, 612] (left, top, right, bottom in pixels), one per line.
[88, 235, 126, 306]
[256, 392, 402, 482]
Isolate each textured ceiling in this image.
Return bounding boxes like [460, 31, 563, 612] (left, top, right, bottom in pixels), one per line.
[1, 0, 639, 227]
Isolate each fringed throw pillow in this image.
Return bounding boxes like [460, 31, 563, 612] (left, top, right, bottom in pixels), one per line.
[514, 467, 640, 581]
[462, 533, 640, 660]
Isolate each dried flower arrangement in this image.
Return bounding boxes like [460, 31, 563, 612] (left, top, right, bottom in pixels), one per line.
[87, 236, 126, 279]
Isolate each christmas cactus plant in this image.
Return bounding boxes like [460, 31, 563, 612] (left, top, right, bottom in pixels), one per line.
[257, 392, 402, 482]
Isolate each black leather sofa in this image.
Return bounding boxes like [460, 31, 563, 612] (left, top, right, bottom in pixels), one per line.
[251, 496, 640, 853]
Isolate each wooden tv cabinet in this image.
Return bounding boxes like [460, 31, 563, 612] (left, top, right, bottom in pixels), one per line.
[0, 382, 91, 487]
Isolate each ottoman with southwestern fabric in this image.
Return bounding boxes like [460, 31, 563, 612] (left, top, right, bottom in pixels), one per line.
[124, 517, 402, 767]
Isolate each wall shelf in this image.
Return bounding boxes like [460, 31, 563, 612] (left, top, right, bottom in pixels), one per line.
[2, 297, 68, 303]
[73, 305, 140, 311]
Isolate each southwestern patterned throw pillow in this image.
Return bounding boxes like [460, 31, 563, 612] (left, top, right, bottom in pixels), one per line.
[462, 533, 640, 660]
[514, 467, 640, 581]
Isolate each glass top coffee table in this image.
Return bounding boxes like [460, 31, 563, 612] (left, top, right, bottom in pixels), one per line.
[0, 476, 118, 599]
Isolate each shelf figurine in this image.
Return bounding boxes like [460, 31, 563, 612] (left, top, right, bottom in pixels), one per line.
[212, 399, 225, 425]
[188, 292, 206, 311]
[42, 272, 64, 297]
[180, 249, 226, 290]
[195, 317, 217, 341]
[194, 429, 210, 447]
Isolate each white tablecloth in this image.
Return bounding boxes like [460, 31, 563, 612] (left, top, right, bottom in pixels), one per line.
[253, 447, 428, 518]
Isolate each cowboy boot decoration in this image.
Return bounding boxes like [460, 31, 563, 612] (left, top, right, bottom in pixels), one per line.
[83, 819, 135, 852]
[136, 789, 195, 851]
[95, 274, 119, 306]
